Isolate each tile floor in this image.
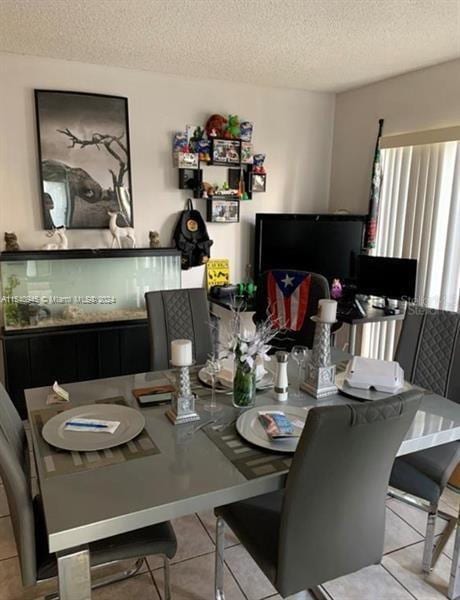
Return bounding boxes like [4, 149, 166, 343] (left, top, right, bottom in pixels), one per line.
[0, 483, 458, 600]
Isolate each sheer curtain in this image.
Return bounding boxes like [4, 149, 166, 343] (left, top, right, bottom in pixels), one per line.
[361, 140, 460, 359]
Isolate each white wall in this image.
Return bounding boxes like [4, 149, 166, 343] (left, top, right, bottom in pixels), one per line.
[0, 53, 335, 287]
[329, 59, 460, 213]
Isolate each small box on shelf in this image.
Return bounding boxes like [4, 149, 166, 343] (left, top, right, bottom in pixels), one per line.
[179, 168, 202, 191]
[206, 195, 240, 223]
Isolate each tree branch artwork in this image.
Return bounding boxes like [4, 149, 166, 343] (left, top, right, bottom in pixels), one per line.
[57, 128, 131, 225]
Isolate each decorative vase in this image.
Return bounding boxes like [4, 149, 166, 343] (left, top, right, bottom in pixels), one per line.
[233, 361, 256, 408]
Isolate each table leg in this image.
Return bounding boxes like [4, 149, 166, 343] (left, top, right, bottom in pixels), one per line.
[448, 507, 460, 599]
[57, 546, 91, 600]
[349, 324, 357, 355]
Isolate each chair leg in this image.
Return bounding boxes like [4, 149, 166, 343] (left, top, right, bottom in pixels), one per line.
[215, 517, 225, 600]
[431, 508, 457, 569]
[422, 509, 437, 573]
[163, 555, 172, 600]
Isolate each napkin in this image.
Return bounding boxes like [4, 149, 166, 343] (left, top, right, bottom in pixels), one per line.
[64, 418, 120, 434]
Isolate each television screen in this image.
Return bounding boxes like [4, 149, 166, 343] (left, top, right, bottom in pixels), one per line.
[255, 214, 366, 281]
[357, 255, 417, 300]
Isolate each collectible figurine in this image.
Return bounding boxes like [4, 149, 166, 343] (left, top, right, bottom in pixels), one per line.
[196, 139, 211, 162]
[205, 114, 227, 138]
[4, 232, 20, 251]
[224, 115, 240, 139]
[202, 182, 215, 198]
[187, 125, 204, 152]
[149, 231, 161, 248]
[253, 153, 266, 174]
[240, 121, 253, 141]
[331, 278, 343, 300]
[42, 226, 68, 250]
[108, 211, 136, 248]
[241, 142, 253, 164]
[173, 132, 189, 153]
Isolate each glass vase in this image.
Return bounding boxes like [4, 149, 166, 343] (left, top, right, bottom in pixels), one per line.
[232, 361, 256, 408]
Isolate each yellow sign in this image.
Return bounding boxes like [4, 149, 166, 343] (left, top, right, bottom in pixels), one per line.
[207, 259, 230, 290]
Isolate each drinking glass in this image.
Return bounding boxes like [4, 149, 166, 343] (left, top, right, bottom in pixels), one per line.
[203, 355, 223, 413]
[291, 345, 309, 396]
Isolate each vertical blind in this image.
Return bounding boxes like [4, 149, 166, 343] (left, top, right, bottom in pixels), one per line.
[362, 140, 460, 360]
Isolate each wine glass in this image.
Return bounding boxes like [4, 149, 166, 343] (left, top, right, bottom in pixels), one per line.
[291, 345, 309, 396]
[203, 355, 223, 413]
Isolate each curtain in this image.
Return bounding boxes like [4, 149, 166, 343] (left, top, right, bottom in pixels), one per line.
[361, 140, 460, 360]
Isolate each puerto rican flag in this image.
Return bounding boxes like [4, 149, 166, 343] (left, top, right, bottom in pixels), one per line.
[267, 271, 311, 331]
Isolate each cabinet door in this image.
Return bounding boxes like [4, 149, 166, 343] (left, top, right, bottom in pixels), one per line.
[29, 333, 78, 388]
[3, 337, 31, 419]
[76, 331, 99, 381]
[120, 325, 150, 375]
[98, 329, 121, 378]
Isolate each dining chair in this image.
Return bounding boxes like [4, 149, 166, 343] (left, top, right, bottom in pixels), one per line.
[389, 305, 460, 573]
[254, 270, 332, 350]
[145, 288, 213, 370]
[0, 383, 177, 599]
[214, 390, 422, 599]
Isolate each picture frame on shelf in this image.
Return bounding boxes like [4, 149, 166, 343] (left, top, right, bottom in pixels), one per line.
[207, 196, 240, 223]
[211, 138, 241, 165]
[179, 168, 203, 191]
[35, 90, 133, 230]
[251, 173, 267, 192]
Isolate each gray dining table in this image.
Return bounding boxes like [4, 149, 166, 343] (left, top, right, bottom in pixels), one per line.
[26, 359, 460, 600]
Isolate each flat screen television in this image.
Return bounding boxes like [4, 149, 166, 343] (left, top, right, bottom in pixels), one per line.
[254, 213, 366, 281]
[357, 255, 417, 300]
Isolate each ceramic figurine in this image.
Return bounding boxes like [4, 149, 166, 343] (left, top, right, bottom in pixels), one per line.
[42, 226, 68, 250]
[253, 154, 266, 174]
[149, 231, 161, 248]
[205, 114, 227, 138]
[240, 121, 253, 142]
[108, 210, 136, 248]
[224, 115, 240, 139]
[4, 232, 20, 251]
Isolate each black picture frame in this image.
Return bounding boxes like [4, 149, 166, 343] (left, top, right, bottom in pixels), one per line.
[210, 138, 241, 165]
[206, 196, 240, 223]
[34, 90, 134, 230]
[251, 173, 267, 192]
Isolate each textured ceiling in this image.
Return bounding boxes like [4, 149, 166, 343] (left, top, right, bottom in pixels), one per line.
[0, 0, 459, 92]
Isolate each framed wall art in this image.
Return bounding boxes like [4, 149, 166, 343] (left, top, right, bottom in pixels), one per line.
[35, 90, 133, 229]
[206, 196, 240, 223]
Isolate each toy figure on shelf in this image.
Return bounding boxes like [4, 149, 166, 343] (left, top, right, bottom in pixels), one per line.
[240, 121, 253, 141]
[331, 278, 343, 300]
[205, 114, 227, 138]
[196, 139, 211, 162]
[4, 232, 20, 251]
[173, 132, 189, 153]
[187, 125, 204, 152]
[202, 182, 215, 198]
[224, 115, 240, 139]
[149, 231, 161, 248]
[253, 153, 266, 174]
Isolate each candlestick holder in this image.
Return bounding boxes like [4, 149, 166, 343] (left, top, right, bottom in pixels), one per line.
[301, 316, 338, 399]
[166, 365, 200, 425]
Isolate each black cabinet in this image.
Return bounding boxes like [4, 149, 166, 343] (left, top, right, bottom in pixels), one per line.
[2, 321, 150, 418]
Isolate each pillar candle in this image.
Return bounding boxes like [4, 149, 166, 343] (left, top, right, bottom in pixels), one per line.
[171, 339, 193, 367]
[318, 299, 337, 323]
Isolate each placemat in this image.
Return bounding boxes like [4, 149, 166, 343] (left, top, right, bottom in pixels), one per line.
[30, 397, 160, 478]
[203, 421, 292, 480]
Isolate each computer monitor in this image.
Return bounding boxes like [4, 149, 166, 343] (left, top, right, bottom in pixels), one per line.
[357, 255, 417, 301]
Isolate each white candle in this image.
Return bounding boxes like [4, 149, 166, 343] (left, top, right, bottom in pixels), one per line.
[171, 339, 193, 367]
[318, 299, 337, 323]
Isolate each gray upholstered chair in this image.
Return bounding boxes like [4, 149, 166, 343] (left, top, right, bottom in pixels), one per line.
[254, 270, 331, 350]
[145, 288, 213, 370]
[214, 390, 422, 599]
[0, 384, 177, 599]
[389, 305, 460, 573]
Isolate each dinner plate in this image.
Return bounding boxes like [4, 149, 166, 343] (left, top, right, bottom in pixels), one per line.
[336, 372, 412, 401]
[236, 404, 310, 453]
[42, 404, 146, 452]
[198, 368, 274, 391]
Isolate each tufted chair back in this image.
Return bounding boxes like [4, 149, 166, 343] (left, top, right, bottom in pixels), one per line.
[276, 390, 422, 596]
[395, 305, 460, 402]
[145, 288, 213, 370]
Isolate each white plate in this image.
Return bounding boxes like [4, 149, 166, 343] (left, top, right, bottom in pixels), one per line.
[198, 368, 274, 391]
[42, 404, 146, 452]
[336, 372, 412, 401]
[236, 404, 310, 453]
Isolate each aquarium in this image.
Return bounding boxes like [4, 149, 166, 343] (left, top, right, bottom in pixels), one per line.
[0, 249, 181, 331]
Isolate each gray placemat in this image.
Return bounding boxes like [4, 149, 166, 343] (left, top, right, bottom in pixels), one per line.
[31, 397, 160, 478]
[203, 421, 292, 480]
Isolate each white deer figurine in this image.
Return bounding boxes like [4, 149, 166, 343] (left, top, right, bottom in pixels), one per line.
[108, 211, 136, 248]
[42, 226, 68, 250]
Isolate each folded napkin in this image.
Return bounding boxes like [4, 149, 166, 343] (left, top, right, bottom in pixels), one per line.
[64, 418, 120, 434]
